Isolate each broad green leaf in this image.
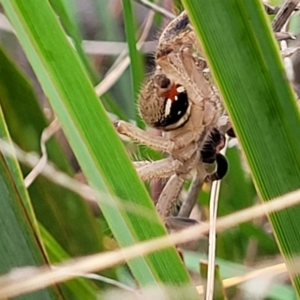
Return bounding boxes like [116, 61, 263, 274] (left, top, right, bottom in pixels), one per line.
[1, 1, 198, 297]
[183, 0, 300, 294]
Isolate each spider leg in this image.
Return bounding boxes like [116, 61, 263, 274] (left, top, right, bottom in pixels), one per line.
[135, 157, 182, 181]
[166, 216, 198, 230]
[156, 11, 192, 60]
[178, 127, 228, 218]
[132, 161, 152, 168]
[155, 149, 200, 222]
[176, 158, 228, 221]
[156, 173, 186, 221]
[264, 3, 281, 15]
[157, 11, 189, 49]
[159, 46, 220, 118]
[217, 115, 237, 138]
[115, 120, 175, 153]
[164, 47, 222, 127]
[275, 32, 296, 41]
[177, 168, 206, 218]
[201, 128, 228, 182]
[115, 120, 201, 158]
[272, 0, 299, 32]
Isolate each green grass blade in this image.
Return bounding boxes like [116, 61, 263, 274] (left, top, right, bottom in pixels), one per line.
[40, 225, 98, 300]
[0, 46, 104, 257]
[200, 262, 226, 300]
[0, 49, 102, 298]
[1, 1, 198, 297]
[182, 0, 300, 294]
[0, 142, 97, 299]
[184, 251, 297, 299]
[121, 0, 145, 125]
[217, 147, 278, 260]
[50, 0, 99, 83]
[0, 108, 62, 300]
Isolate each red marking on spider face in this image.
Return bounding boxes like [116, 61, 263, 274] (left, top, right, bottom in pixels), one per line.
[161, 83, 179, 101]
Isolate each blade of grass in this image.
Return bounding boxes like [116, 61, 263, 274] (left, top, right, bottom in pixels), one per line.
[182, 0, 300, 294]
[49, 0, 99, 83]
[0, 107, 63, 300]
[0, 1, 198, 297]
[184, 251, 296, 300]
[200, 262, 226, 300]
[217, 146, 278, 260]
[0, 51, 101, 298]
[40, 225, 98, 300]
[1, 188, 300, 298]
[121, 0, 145, 125]
[0, 46, 104, 257]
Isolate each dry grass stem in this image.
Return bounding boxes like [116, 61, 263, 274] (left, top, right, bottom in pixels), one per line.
[206, 140, 228, 300]
[134, 0, 176, 19]
[0, 138, 168, 224]
[51, 267, 138, 293]
[0, 188, 299, 298]
[24, 118, 60, 187]
[94, 10, 154, 97]
[197, 263, 287, 295]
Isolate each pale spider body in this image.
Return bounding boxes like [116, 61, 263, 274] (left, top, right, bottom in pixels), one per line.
[116, 12, 228, 224]
[115, 3, 298, 226]
[139, 29, 221, 154]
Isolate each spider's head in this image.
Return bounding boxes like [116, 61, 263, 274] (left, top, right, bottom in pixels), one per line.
[139, 72, 191, 131]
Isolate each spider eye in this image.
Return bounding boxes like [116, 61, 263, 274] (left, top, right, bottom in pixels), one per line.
[154, 84, 190, 130]
[157, 75, 171, 89]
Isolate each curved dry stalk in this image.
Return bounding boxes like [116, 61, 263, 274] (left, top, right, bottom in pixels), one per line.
[51, 267, 138, 294]
[94, 10, 154, 96]
[0, 189, 300, 299]
[24, 118, 60, 187]
[206, 139, 228, 300]
[134, 0, 176, 19]
[82, 40, 156, 55]
[197, 262, 287, 295]
[0, 138, 161, 224]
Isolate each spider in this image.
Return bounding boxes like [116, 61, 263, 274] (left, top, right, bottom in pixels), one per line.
[115, 11, 230, 226]
[114, 4, 297, 227]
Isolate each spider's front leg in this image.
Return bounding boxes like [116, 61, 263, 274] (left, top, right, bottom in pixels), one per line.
[135, 157, 182, 181]
[115, 120, 175, 153]
[115, 120, 200, 161]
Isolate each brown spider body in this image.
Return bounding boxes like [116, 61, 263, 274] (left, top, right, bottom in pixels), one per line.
[116, 12, 227, 223]
[115, 3, 299, 226]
